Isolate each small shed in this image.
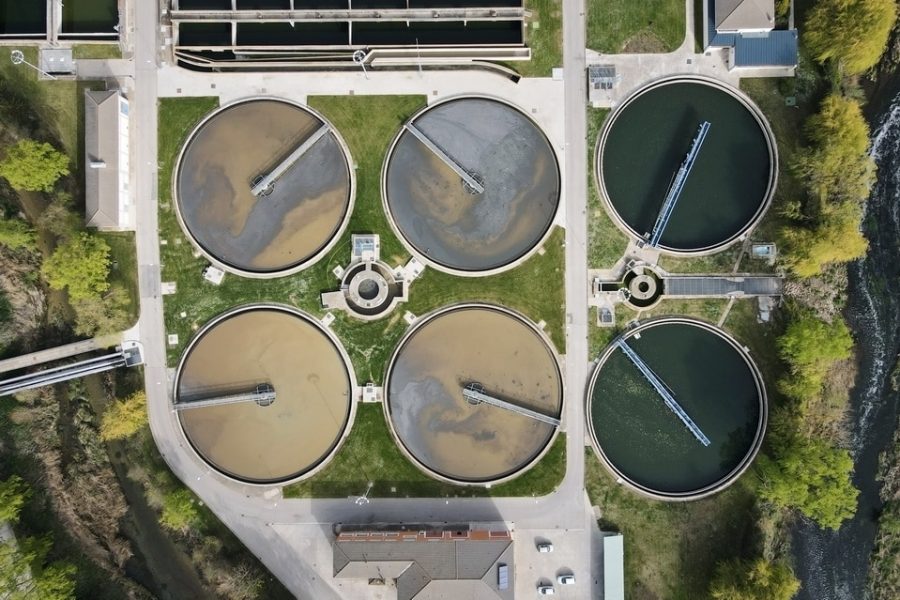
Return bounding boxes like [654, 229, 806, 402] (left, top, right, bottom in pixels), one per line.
[603, 533, 625, 600]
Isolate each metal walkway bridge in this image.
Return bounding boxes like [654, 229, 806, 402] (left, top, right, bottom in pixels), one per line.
[648, 121, 711, 247]
[251, 124, 329, 196]
[0, 345, 143, 397]
[462, 383, 560, 427]
[174, 383, 276, 411]
[404, 123, 485, 194]
[663, 275, 783, 297]
[614, 340, 710, 446]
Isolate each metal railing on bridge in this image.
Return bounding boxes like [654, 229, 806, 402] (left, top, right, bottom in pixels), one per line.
[174, 383, 276, 411]
[461, 382, 560, 427]
[0, 345, 142, 397]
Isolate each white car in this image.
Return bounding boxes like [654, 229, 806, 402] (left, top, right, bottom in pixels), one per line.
[537, 542, 553, 553]
[537, 584, 555, 595]
[557, 574, 575, 585]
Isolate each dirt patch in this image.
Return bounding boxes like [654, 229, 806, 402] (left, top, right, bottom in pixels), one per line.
[0, 246, 45, 351]
[621, 30, 669, 54]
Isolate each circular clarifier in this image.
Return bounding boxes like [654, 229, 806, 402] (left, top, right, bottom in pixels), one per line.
[384, 97, 560, 275]
[175, 305, 354, 484]
[597, 77, 776, 253]
[588, 318, 767, 499]
[175, 99, 353, 276]
[385, 304, 563, 484]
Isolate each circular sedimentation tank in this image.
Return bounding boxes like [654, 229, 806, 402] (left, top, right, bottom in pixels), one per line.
[597, 77, 776, 254]
[175, 99, 354, 277]
[384, 97, 560, 275]
[385, 304, 563, 484]
[174, 305, 354, 484]
[588, 318, 766, 499]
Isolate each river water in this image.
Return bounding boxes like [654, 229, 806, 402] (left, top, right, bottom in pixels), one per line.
[791, 87, 900, 600]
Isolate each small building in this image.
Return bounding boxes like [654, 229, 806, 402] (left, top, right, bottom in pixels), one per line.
[603, 533, 625, 600]
[84, 90, 131, 231]
[333, 524, 514, 600]
[704, 0, 798, 71]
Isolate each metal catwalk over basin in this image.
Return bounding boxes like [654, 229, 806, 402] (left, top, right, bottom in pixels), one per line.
[614, 340, 711, 446]
[175, 383, 276, 411]
[648, 121, 711, 247]
[404, 122, 485, 194]
[250, 124, 329, 196]
[462, 382, 560, 427]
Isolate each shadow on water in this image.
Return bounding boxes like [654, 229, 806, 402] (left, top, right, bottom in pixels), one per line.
[790, 85, 900, 600]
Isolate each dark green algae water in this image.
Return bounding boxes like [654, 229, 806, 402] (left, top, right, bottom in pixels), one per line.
[590, 322, 762, 494]
[600, 80, 772, 251]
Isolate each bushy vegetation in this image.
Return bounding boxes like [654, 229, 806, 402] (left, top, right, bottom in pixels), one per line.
[805, 0, 897, 75]
[781, 95, 875, 277]
[709, 557, 800, 600]
[0, 218, 36, 251]
[41, 232, 111, 301]
[99, 391, 146, 442]
[0, 140, 69, 193]
[777, 312, 854, 402]
[0, 476, 77, 600]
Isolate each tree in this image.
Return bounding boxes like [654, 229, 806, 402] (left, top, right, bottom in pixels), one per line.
[0, 218, 36, 251]
[780, 201, 868, 278]
[0, 476, 30, 523]
[100, 391, 146, 442]
[0, 536, 76, 600]
[0, 140, 69, 193]
[160, 488, 203, 534]
[793, 95, 876, 207]
[757, 436, 859, 530]
[72, 286, 132, 337]
[777, 312, 854, 402]
[36, 194, 80, 240]
[709, 558, 800, 600]
[805, 0, 897, 74]
[41, 232, 110, 301]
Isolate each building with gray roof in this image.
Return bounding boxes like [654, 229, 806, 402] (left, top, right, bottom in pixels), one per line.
[704, 0, 798, 70]
[84, 89, 131, 231]
[333, 525, 514, 600]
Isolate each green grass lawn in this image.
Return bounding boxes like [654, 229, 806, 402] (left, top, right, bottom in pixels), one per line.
[586, 451, 760, 599]
[514, 0, 563, 77]
[158, 95, 566, 383]
[588, 108, 629, 269]
[72, 44, 122, 60]
[587, 0, 686, 53]
[99, 231, 140, 328]
[283, 403, 566, 498]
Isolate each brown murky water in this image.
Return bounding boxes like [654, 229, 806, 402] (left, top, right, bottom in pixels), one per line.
[385, 98, 560, 272]
[177, 308, 351, 483]
[387, 306, 562, 482]
[177, 100, 351, 273]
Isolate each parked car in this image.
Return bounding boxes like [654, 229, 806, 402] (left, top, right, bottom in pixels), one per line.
[557, 574, 575, 585]
[537, 542, 553, 553]
[537, 584, 555, 595]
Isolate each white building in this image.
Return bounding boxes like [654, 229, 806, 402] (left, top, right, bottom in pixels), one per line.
[84, 90, 131, 231]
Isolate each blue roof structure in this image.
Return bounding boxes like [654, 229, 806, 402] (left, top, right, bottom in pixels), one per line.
[706, 0, 798, 67]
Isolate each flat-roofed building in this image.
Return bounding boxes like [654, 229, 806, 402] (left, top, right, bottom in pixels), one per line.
[704, 0, 798, 71]
[84, 89, 131, 231]
[603, 533, 625, 600]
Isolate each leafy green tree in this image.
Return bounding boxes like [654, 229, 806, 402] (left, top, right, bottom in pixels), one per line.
[36, 194, 80, 240]
[757, 436, 859, 530]
[160, 488, 203, 534]
[793, 95, 876, 207]
[41, 232, 110, 301]
[72, 285, 132, 337]
[780, 201, 868, 278]
[0, 536, 76, 600]
[805, 0, 897, 74]
[0, 476, 29, 523]
[0, 219, 36, 251]
[777, 312, 854, 402]
[709, 557, 800, 600]
[0, 140, 69, 193]
[100, 391, 146, 442]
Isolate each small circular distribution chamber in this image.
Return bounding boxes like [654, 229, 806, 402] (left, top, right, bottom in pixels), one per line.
[175, 98, 354, 277]
[385, 304, 563, 485]
[597, 76, 777, 254]
[174, 305, 355, 484]
[384, 97, 561, 275]
[588, 318, 767, 500]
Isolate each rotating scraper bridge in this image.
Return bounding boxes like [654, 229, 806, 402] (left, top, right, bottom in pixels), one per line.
[462, 382, 560, 427]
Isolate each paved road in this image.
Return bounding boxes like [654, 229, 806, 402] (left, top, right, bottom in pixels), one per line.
[137, 3, 598, 599]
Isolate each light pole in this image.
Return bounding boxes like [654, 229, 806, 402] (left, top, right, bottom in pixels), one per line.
[352, 49, 369, 80]
[355, 481, 374, 505]
[10, 49, 57, 80]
